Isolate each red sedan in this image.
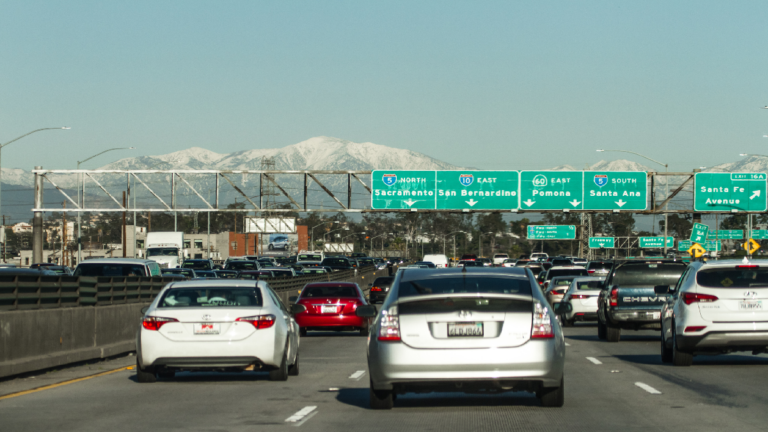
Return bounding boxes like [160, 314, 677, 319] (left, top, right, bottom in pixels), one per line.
[293, 282, 371, 336]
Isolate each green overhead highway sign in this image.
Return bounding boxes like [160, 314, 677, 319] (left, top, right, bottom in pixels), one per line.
[678, 240, 692, 252]
[520, 171, 583, 210]
[694, 173, 767, 212]
[589, 237, 615, 248]
[639, 236, 674, 248]
[527, 225, 576, 240]
[707, 230, 744, 240]
[436, 171, 519, 210]
[679, 239, 721, 252]
[751, 230, 768, 240]
[690, 223, 710, 243]
[371, 170, 436, 210]
[583, 171, 648, 210]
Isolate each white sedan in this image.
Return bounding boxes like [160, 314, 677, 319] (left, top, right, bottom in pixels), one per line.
[136, 280, 303, 382]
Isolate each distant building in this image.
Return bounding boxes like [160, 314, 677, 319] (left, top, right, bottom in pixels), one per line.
[12, 222, 32, 234]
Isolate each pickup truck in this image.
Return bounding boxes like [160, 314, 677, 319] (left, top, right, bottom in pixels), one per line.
[597, 260, 688, 342]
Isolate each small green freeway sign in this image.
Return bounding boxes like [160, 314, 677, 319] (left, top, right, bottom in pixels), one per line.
[694, 173, 767, 212]
[679, 239, 721, 252]
[436, 171, 519, 210]
[371, 170, 436, 210]
[638, 236, 674, 248]
[690, 223, 710, 243]
[589, 237, 615, 248]
[751, 230, 768, 240]
[707, 230, 744, 240]
[527, 225, 577, 240]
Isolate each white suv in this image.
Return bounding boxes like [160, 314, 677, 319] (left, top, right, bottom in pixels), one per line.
[660, 259, 768, 366]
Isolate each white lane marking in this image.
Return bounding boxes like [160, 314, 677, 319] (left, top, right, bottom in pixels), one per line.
[635, 382, 662, 394]
[586, 357, 602, 365]
[285, 406, 317, 424]
[565, 343, 571, 346]
[349, 370, 366, 380]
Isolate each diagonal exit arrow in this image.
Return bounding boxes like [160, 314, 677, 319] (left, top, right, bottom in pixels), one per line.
[751, 190, 761, 200]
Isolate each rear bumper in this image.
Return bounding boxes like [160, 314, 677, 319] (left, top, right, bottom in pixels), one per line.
[677, 330, 768, 352]
[369, 292, 388, 302]
[609, 308, 661, 322]
[368, 339, 565, 391]
[295, 314, 365, 328]
[152, 356, 261, 368]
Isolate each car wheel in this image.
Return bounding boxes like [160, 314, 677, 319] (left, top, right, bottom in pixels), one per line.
[597, 319, 607, 340]
[288, 351, 300, 376]
[561, 315, 573, 327]
[660, 330, 673, 363]
[672, 326, 693, 367]
[269, 346, 289, 381]
[268, 244, 274, 250]
[300, 327, 307, 337]
[136, 360, 156, 383]
[606, 323, 621, 342]
[369, 380, 394, 410]
[538, 377, 564, 408]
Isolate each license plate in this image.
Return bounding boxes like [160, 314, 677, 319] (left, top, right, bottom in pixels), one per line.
[193, 323, 220, 335]
[740, 300, 763, 310]
[321, 305, 338, 313]
[448, 322, 484, 337]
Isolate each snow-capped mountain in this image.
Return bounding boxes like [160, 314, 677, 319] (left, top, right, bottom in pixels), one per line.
[706, 155, 768, 173]
[551, 160, 652, 172]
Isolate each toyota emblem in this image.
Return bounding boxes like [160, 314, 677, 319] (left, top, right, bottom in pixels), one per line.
[201, 314, 212, 321]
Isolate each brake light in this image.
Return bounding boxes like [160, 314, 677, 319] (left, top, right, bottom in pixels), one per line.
[371, 286, 382, 292]
[588, 270, 595, 274]
[531, 302, 554, 339]
[737, 265, 760, 269]
[682, 293, 719, 305]
[571, 294, 590, 299]
[378, 306, 401, 342]
[142, 316, 179, 331]
[684, 326, 707, 333]
[610, 288, 618, 306]
[236, 314, 276, 329]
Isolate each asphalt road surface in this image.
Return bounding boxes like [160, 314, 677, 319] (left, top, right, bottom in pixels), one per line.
[2, 324, 768, 432]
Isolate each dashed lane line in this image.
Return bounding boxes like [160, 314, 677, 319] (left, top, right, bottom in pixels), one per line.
[285, 406, 318, 426]
[586, 357, 602, 365]
[349, 370, 366, 380]
[0, 366, 132, 401]
[635, 382, 662, 394]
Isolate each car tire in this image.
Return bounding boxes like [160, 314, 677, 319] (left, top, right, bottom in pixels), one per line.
[561, 316, 573, 327]
[288, 352, 300, 376]
[369, 381, 394, 410]
[606, 323, 621, 342]
[597, 319, 607, 340]
[672, 326, 693, 367]
[660, 330, 673, 363]
[268, 244, 274, 250]
[538, 377, 565, 408]
[269, 346, 289, 381]
[136, 360, 156, 383]
[300, 327, 307, 337]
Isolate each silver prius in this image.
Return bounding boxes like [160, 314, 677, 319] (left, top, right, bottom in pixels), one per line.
[356, 267, 565, 409]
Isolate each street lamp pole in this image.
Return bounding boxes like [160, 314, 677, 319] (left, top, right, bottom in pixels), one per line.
[76, 147, 135, 264]
[0, 127, 70, 263]
[311, 220, 337, 251]
[597, 149, 669, 255]
[369, 233, 392, 256]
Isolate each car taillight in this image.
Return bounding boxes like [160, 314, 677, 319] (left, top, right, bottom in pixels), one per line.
[682, 293, 719, 305]
[236, 314, 276, 329]
[588, 270, 595, 274]
[684, 326, 707, 333]
[371, 286, 382, 292]
[531, 302, 554, 339]
[610, 288, 618, 306]
[142, 316, 179, 331]
[571, 294, 590, 299]
[378, 306, 401, 342]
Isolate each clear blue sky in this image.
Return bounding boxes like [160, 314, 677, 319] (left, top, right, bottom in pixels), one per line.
[2, 0, 768, 171]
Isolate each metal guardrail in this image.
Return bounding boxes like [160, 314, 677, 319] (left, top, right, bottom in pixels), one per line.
[0, 266, 384, 311]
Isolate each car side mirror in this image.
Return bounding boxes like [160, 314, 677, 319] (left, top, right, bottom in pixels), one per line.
[654, 285, 671, 295]
[553, 302, 572, 314]
[288, 296, 298, 303]
[290, 304, 306, 314]
[140, 306, 149, 315]
[356, 305, 378, 318]
[368, 283, 373, 287]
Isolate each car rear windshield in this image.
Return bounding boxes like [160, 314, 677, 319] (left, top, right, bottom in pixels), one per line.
[527, 267, 543, 276]
[182, 261, 210, 269]
[397, 275, 532, 298]
[611, 263, 687, 287]
[226, 261, 259, 271]
[373, 277, 394, 285]
[158, 288, 263, 308]
[587, 262, 612, 270]
[301, 284, 358, 298]
[322, 258, 349, 266]
[547, 269, 588, 279]
[577, 280, 603, 290]
[697, 268, 768, 288]
[75, 264, 146, 277]
[551, 259, 573, 266]
[298, 254, 322, 261]
[551, 278, 574, 286]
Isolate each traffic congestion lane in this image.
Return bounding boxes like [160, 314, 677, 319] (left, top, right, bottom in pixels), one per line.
[2, 327, 768, 431]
